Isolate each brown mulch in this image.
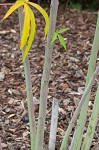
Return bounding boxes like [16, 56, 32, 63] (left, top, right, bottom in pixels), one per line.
[0, 4, 99, 150]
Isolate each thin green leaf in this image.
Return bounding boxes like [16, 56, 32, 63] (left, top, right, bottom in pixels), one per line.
[2, 1, 24, 20]
[27, 2, 49, 37]
[56, 28, 69, 34]
[51, 32, 58, 44]
[20, 3, 31, 50]
[57, 34, 66, 49]
[23, 5, 36, 62]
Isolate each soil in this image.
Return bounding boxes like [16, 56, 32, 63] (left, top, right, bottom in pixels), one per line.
[0, 3, 99, 150]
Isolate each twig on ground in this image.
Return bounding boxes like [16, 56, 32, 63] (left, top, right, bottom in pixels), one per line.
[49, 98, 59, 150]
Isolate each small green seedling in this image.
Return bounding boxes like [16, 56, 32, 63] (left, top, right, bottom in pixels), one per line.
[51, 28, 69, 49]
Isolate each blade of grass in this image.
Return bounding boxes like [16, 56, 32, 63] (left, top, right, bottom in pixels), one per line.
[35, 1, 59, 150]
[18, 6, 36, 150]
[81, 84, 99, 150]
[60, 64, 99, 150]
[69, 12, 99, 150]
[49, 98, 59, 150]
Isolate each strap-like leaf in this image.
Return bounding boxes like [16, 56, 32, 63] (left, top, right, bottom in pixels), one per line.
[20, 3, 31, 50]
[57, 34, 66, 49]
[23, 5, 36, 61]
[2, 1, 24, 20]
[56, 28, 69, 34]
[51, 32, 58, 44]
[27, 2, 49, 37]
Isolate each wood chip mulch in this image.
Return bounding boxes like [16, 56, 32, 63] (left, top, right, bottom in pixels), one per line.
[0, 4, 99, 150]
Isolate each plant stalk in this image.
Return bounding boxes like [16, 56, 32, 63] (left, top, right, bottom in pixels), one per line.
[35, 1, 59, 150]
[81, 84, 99, 150]
[18, 6, 36, 150]
[69, 12, 99, 150]
[60, 64, 99, 150]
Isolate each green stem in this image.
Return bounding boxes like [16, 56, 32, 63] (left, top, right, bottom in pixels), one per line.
[81, 84, 99, 150]
[35, 1, 59, 150]
[60, 64, 99, 150]
[69, 12, 99, 150]
[18, 6, 36, 150]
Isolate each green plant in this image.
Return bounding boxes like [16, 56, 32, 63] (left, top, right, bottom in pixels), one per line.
[2, 0, 49, 149]
[60, 64, 99, 150]
[70, 2, 82, 10]
[1, 0, 60, 149]
[2, 0, 49, 61]
[18, 6, 36, 150]
[60, 12, 99, 150]
[52, 28, 69, 49]
[35, 0, 59, 149]
[1, 0, 99, 150]
[69, 11, 99, 150]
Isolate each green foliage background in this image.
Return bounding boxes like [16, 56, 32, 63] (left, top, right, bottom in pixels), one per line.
[5, 0, 99, 10]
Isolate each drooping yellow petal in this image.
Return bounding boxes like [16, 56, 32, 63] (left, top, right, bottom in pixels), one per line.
[23, 5, 36, 61]
[27, 2, 49, 37]
[20, 3, 31, 50]
[2, 1, 24, 21]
